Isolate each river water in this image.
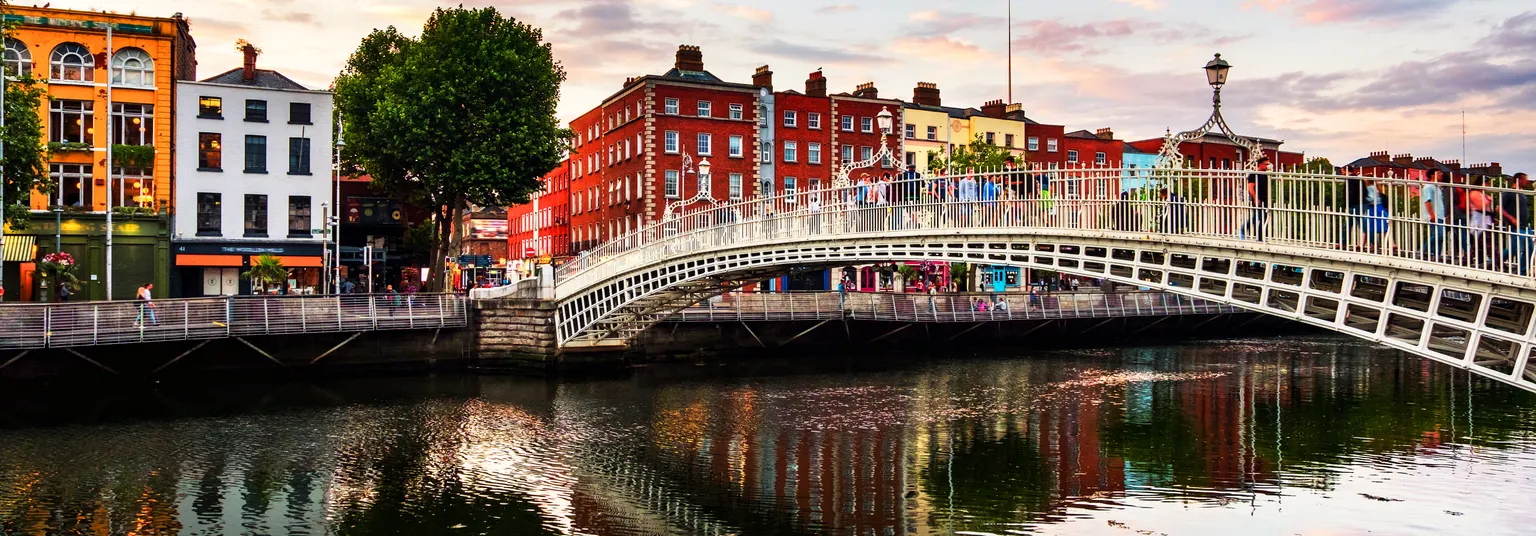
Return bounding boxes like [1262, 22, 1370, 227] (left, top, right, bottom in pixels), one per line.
[1, 335, 1534, 535]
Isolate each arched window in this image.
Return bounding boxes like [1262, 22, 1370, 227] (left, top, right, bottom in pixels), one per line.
[50, 42, 93, 82]
[4, 38, 32, 78]
[111, 47, 154, 87]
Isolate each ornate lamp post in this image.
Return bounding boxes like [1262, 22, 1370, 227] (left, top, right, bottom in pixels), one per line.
[832, 106, 905, 189]
[332, 131, 346, 294]
[663, 149, 714, 220]
[1157, 53, 1263, 169]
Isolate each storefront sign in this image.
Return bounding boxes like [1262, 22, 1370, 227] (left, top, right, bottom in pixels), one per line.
[344, 197, 404, 225]
[471, 219, 508, 240]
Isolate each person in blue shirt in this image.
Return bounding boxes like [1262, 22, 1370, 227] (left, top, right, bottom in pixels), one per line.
[980, 175, 998, 226]
[957, 171, 979, 226]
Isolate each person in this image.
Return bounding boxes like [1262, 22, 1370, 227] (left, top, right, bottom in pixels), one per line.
[994, 295, 1009, 312]
[1362, 178, 1391, 252]
[957, 171, 979, 226]
[133, 283, 157, 327]
[387, 284, 402, 306]
[1242, 156, 1272, 241]
[1500, 172, 1533, 274]
[1071, 279, 1081, 292]
[1420, 169, 1449, 260]
[341, 278, 356, 294]
[901, 168, 925, 229]
[980, 173, 999, 226]
[874, 173, 892, 231]
[1468, 177, 1495, 266]
[1161, 188, 1188, 234]
[57, 281, 72, 302]
[807, 188, 823, 234]
[853, 173, 872, 232]
[1342, 167, 1369, 250]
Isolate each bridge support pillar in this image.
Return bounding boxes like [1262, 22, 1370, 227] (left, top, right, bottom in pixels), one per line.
[474, 298, 560, 369]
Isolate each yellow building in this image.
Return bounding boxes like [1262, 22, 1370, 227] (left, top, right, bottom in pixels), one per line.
[900, 83, 1027, 174]
[1, 6, 194, 301]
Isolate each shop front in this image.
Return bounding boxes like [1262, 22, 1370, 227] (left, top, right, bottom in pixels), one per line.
[172, 241, 324, 297]
[5, 213, 170, 302]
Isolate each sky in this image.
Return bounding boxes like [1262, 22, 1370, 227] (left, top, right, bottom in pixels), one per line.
[61, 0, 1536, 172]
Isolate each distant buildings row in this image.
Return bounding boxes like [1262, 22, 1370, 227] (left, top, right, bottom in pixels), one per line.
[508, 45, 1310, 261]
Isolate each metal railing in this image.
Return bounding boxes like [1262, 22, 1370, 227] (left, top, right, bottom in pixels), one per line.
[0, 293, 469, 350]
[557, 166, 1536, 294]
[665, 291, 1238, 323]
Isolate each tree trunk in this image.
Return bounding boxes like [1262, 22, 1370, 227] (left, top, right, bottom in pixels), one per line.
[447, 195, 466, 289]
[428, 201, 452, 292]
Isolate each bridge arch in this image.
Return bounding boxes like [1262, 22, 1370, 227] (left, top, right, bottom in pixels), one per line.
[557, 229, 1536, 392]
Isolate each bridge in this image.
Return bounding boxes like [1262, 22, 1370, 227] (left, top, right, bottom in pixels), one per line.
[0, 293, 467, 374]
[533, 166, 1536, 393]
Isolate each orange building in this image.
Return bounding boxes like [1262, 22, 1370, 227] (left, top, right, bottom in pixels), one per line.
[1, 6, 195, 301]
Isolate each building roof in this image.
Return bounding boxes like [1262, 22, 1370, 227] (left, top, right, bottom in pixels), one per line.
[201, 67, 310, 91]
[1064, 129, 1107, 140]
[1123, 143, 1151, 155]
[899, 101, 974, 120]
[661, 67, 723, 83]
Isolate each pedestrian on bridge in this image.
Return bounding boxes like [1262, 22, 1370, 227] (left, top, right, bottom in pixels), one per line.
[133, 283, 157, 327]
[1420, 169, 1449, 261]
[1499, 172, 1533, 275]
[957, 171, 979, 226]
[1242, 157, 1272, 241]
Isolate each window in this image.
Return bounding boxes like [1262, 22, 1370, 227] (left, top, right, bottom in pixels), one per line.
[1005, 134, 1015, 148]
[783, 110, 797, 128]
[860, 117, 873, 133]
[729, 103, 743, 120]
[664, 131, 679, 154]
[1095, 152, 1107, 165]
[841, 145, 853, 162]
[783, 141, 797, 163]
[244, 194, 268, 237]
[245, 135, 267, 173]
[905, 151, 916, 167]
[761, 177, 774, 198]
[841, 115, 854, 132]
[110, 47, 154, 87]
[199, 96, 223, 118]
[49, 99, 93, 143]
[196, 193, 221, 235]
[245, 100, 267, 122]
[288, 196, 311, 237]
[4, 38, 33, 77]
[697, 100, 712, 117]
[1047, 138, 1059, 152]
[985, 132, 996, 145]
[1067, 150, 1078, 163]
[50, 164, 90, 208]
[664, 98, 679, 114]
[635, 134, 642, 157]
[808, 143, 822, 164]
[111, 168, 152, 208]
[1027, 136, 1040, 151]
[927, 126, 938, 140]
[861, 146, 873, 161]
[198, 133, 222, 170]
[808, 112, 821, 130]
[49, 42, 92, 81]
[289, 138, 312, 174]
[729, 135, 744, 158]
[289, 102, 312, 125]
[665, 170, 680, 198]
[761, 141, 772, 163]
[729, 173, 743, 200]
[697, 133, 712, 155]
[111, 103, 153, 146]
[784, 177, 797, 203]
[905, 123, 916, 139]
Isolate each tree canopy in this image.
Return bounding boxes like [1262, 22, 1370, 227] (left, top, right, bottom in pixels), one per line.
[334, 7, 570, 288]
[1, 42, 50, 229]
[926, 136, 1013, 175]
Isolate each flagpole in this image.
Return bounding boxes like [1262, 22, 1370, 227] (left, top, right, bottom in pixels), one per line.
[1007, 0, 1012, 105]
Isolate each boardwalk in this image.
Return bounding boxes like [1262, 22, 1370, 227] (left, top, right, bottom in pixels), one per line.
[0, 293, 468, 350]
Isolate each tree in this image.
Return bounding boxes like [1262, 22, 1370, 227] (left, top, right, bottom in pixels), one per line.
[926, 135, 1013, 174]
[243, 253, 288, 292]
[334, 7, 571, 290]
[0, 13, 51, 229]
[1300, 156, 1334, 174]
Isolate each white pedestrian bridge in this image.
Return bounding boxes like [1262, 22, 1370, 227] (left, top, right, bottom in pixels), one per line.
[540, 167, 1536, 393]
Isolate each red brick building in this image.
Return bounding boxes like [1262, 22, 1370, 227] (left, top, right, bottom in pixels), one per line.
[567, 45, 762, 253]
[1343, 151, 1502, 181]
[507, 159, 571, 261]
[1128, 133, 1304, 169]
[764, 69, 905, 199]
[1061, 128, 1124, 167]
[1020, 116, 1066, 169]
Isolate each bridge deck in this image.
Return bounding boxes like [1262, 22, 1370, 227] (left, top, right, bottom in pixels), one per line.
[0, 294, 468, 350]
[665, 291, 1238, 323]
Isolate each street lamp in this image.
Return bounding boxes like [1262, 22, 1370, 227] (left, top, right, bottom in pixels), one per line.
[663, 149, 723, 221]
[833, 106, 905, 189]
[877, 107, 893, 135]
[333, 129, 346, 294]
[1157, 53, 1262, 170]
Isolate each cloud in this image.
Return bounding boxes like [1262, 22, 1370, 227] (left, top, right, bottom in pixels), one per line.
[722, 4, 773, 22]
[1243, 0, 1460, 23]
[892, 37, 987, 61]
[557, 0, 667, 35]
[751, 39, 893, 65]
[262, 9, 317, 24]
[1010, 19, 1243, 58]
[1112, 0, 1167, 10]
[908, 13, 1004, 38]
[816, 4, 858, 15]
[909, 10, 941, 21]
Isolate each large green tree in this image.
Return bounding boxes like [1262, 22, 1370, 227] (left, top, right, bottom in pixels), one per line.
[927, 135, 1012, 174]
[1, 12, 51, 230]
[334, 7, 570, 289]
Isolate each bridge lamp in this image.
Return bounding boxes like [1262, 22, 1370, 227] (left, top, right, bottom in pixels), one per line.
[1204, 53, 1230, 90]
[877, 107, 894, 136]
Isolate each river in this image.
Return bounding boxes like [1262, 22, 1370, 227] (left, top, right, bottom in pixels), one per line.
[1, 335, 1534, 535]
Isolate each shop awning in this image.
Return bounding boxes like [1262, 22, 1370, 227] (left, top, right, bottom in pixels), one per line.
[3, 235, 36, 262]
[175, 254, 243, 267]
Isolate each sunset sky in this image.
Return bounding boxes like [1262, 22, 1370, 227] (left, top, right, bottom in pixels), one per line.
[62, 0, 1536, 172]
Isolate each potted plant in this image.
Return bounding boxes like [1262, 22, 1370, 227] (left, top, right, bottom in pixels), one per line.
[242, 253, 288, 294]
[38, 252, 82, 302]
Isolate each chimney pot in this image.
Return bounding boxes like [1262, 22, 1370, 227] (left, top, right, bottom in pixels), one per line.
[674, 44, 704, 72]
[752, 65, 773, 90]
[912, 82, 941, 107]
[1095, 128, 1115, 140]
[241, 43, 258, 81]
[805, 70, 827, 98]
[980, 100, 1006, 119]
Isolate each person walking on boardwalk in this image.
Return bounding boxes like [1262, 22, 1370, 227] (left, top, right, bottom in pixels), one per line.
[134, 283, 158, 327]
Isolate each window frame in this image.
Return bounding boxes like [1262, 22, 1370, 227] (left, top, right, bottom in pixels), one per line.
[729, 135, 744, 158]
[1095, 152, 1107, 165]
[1066, 150, 1079, 164]
[50, 163, 91, 208]
[287, 196, 312, 237]
[783, 110, 797, 128]
[110, 47, 154, 88]
[288, 102, 312, 125]
[807, 112, 821, 130]
[244, 135, 267, 173]
[729, 103, 743, 120]
[926, 126, 938, 141]
[198, 96, 223, 119]
[1047, 138, 1059, 153]
[841, 115, 854, 132]
[697, 100, 712, 117]
[49, 42, 93, 82]
[243, 194, 269, 237]
[696, 133, 712, 156]
[4, 38, 33, 78]
[904, 123, 916, 139]
[728, 173, 743, 200]
[784, 177, 798, 204]
[860, 117, 873, 133]
[110, 103, 153, 147]
[665, 169, 680, 199]
[288, 137, 312, 175]
[1027, 137, 1040, 151]
[664, 131, 679, 154]
[808, 142, 821, 164]
[49, 99, 93, 144]
[783, 140, 797, 163]
[197, 132, 222, 171]
[244, 99, 268, 122]
[664, 98, 679, 114]
[196, 193, 222, 236]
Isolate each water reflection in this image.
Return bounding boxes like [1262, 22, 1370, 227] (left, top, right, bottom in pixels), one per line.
[1, 336, 1535, 535]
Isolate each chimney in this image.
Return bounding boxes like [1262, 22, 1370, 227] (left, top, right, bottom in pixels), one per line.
[674, 45, 704, 72]
[912, 82, 940, 107]
[1392, 153, 1413, 165]
[1004, 103, 1024, 118]
[1095, 128, 1115, 140]
[980, 99, 1006, 118]
[1369, 150, 1389, 161]
[851, 82, 877, 99]
[805, 70, 826, 98]
[241, 42, 258, 81]
[752, 65, 773, 90]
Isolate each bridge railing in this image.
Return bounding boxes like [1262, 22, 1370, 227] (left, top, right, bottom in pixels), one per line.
[556, 166, 1536, 294]
[666, 290, 1239, 323]
[0, 293, 469, 350]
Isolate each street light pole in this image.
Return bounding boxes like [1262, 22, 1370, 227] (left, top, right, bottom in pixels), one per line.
[1157, 53, 1261, 170]
[333, 121, 344, 294]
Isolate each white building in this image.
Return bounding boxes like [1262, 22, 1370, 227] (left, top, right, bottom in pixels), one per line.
[173, 46, 334, 296]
